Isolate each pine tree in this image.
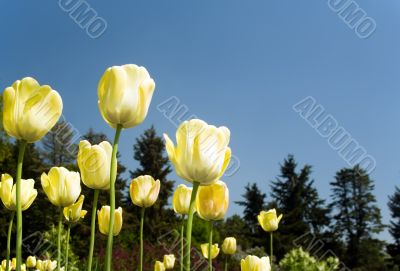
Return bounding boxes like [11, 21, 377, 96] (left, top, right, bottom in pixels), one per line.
[329, 165, 385, 270]
[388, 186, 400, 267]
[269, 155, 330, 259]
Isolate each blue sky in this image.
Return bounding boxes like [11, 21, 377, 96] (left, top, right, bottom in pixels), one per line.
[1, 0, 399, 242]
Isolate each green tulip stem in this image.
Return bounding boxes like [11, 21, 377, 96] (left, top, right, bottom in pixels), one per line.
[15, 140, 27, 271]
[208, 221, 213, 271]
[139, 207, 145, 271]
[185, 182, 200, 271]
[180, 215, 185, 271]
[6, 212, 15, 271]
[57, 207, 63, 271]
[65, 224, 71, 271]
[270, 232, 273, 271]
[105, 124, 122, 271]
[87, 189, 99, 271]
[224, 255, 228, 271]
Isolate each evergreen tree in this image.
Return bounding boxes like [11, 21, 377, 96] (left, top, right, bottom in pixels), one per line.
[269, 155, 330, 259]
[329, 165, 385, 270]
[388, 186, 400, 268]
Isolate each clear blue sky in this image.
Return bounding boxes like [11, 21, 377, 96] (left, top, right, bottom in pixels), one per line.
[1, 1, 399, 242]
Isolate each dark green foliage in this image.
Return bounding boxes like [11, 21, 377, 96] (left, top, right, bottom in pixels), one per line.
[388, 187, 400, 268]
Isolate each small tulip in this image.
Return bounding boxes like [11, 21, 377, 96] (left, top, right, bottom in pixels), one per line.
[41, 167, 81, 207]
[36, 260, 44, 270]
[201, 243, 220, 259]
[129, 175, 160, 208]
[63, 195, 87, 223]
[196, 180, 229, 221]
[163, 254, 175, 269]
[1, 260, 10, 269]
[11, 257, 16, 269]
[172, 184, 194, 215]
[222, 237, 237, 255]
[257, 209, 283, 232]
[3, 77, 63, 143]
[77, 140, 114, 190]
[26, 256, 36, 268]
[0, 174, 37, 211]
[240, 255, 271, 271]
[154, 261, 165, 271]
[97, 206, 123, 236]
[44, 260, 57, 271]
[98, 64, 155, 129]
[164, 119, 231, 185]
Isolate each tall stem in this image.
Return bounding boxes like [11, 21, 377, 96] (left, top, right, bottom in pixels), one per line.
[15, 140, 27, 271]
[57, 208, 63, 271]
[139, 207, 145, 271]
[180, 215, 185, 271]
[65, 224, 71, 271]
[87, 189, 99, 271]
[208, 221, 213, 271]
[105, 125, 122, 271]
[270, 232, 273, 271]
[6, 212, 15, 271]
[224, 255, 228, 271]
[184, 182, 200, 271]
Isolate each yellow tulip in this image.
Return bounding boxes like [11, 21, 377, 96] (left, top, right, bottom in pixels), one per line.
[3, 77, 63, 143]
[222, 237, 236, 255]
[1, 260, 10, 269]
[36, 260, 44, 270]
[172, 184, 194, 215]
[154, 261, 165, 271]
[97, 206, 123, 236]
[163, 254, 175, 269]
[63, 195, 87, 223]
[0, 173, 37, 211]
[241, 255, 271, 271]
[26, 256, 36, 268]
[41, 167, 81, 207]
[196, 180, 229, 221]
[129, 175, 160, 208]
[77, 140, 114, 190]
[164, 119, 231, 185]
[44, 260, 57, 271]
[257, 209, 283, 232]
[98, 64, 155, 129]
[200, 243, 220, 259]
[11, 258, 16, 269]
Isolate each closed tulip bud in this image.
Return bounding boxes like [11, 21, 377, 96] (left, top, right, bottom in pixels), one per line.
[172, 184, 194, 215]
[41, 167, 81, 207]
[97, 206, 123, 236]
[3, 77, 63, 143]
[77, 140, 114, 190]
[222, 237, 237, 255]
[154, 261, 165, 271]
[63, 195, 87, 223]
[36, 260, 44, 270]
[201, 243, 220, 259]
[0, 174, 37, 211]
[163, 254, 175, 269]
[98, 64, 155, 129]
[44, 260, 57, 271]
[11, 258, 16, 269]
[26, 256, 36, 268]
[1, 260, 10, 269]
[129, 175, 160, 208]
[164, 119, 231, 185]
[196, 180, 229, 221]
[241, 255, 271, 271]
[257, 209, 283, 232]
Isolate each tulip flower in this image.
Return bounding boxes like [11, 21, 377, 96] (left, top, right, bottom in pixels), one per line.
[130, 175, 160, 271]
[63, 195, 87, 223]
[97, 206, 123, 236]
[163, 254, 175, 270]
[172, 184, 194, 216]
[44, 260, 57, 271]
[77, 140, 114, 190]
[222, 237, 236, 255]
[36, 260, 44, 271]
[26, 256, 36, 268]
[41, 167, 81, 207]
[258, 209, 282, 271]
[240, 255, 271, 271]
[164, 119, 232, 271]
[0, 174, 37, 211]
[98, 64, 155, 271]
[154, 261, 165, 271]
[41, 167, 81, 271]
[196, 180, 229, 221]
[201, 243, 220, 260]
